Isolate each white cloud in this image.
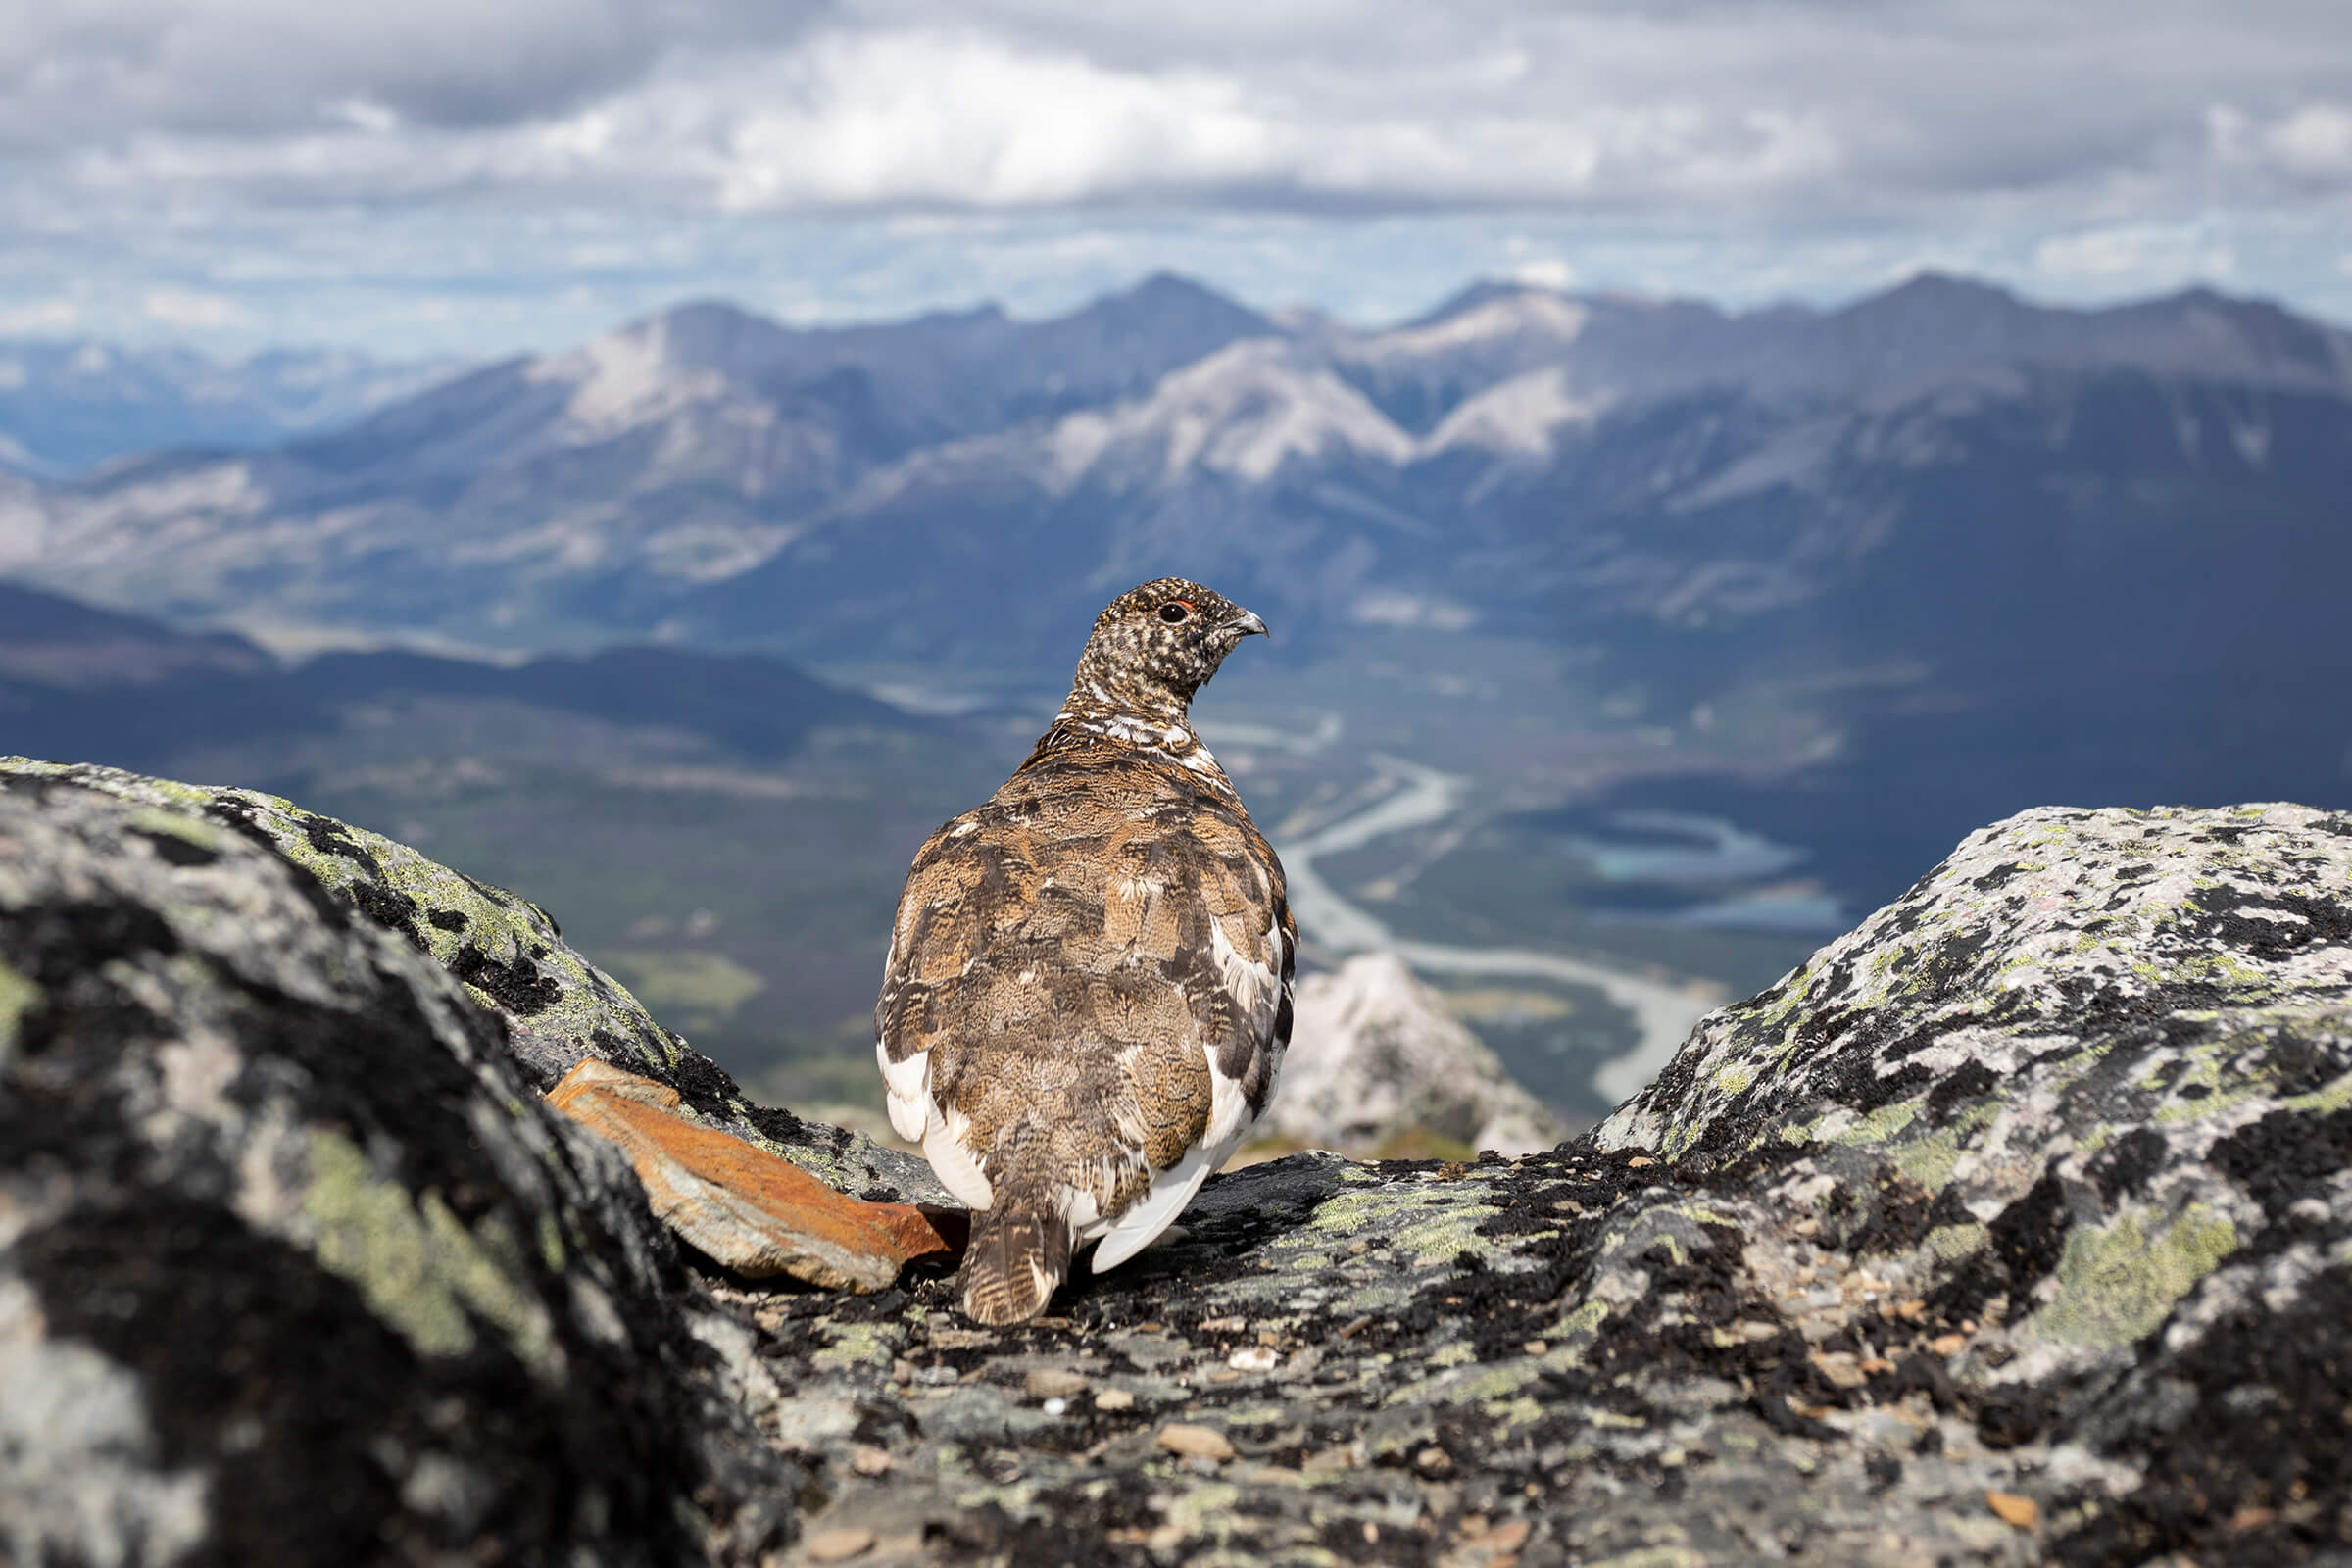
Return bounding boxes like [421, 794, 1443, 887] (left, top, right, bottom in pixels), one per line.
[8, 1, 2347, 220]
[0, 298, 83, 333]
[2032, 222, 2238, 286]
[2266, 104, 2352, 179]
[1509, 257, 1578, 291]
[141, 286, 255, 328]
[6, 1, 2352, 350]
[717, 30, 1280, 209]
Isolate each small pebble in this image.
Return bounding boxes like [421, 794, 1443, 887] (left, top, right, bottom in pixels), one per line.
[803, 1526, 875, 1562]
[1156, 1423, 1236, 1462]
[1523, 1340, 1547, 1356]
[1095, 1388, 1137, 1411]
[1986, 1491, 2039, 1530]
[1024, 1366, 1090, 1399]
[1227, 1346, 1279, 1372]
[1042, 1397, 1067, 1416]
[850, 1446, 894, 1477]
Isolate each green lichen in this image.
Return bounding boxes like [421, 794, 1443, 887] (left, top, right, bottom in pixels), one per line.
[1775, 1117, 1822, 1148]
[536, 1211, 565, 1272]
[1161, 1482, 1241, 1540]
[2286, 1069, 2352, 1115]
[301, 1128, 562, 1378]
[1831, 1099, 1926, 1149]
[1927, 1222, 1987, 1261]
[813, 1321, 902, 1372]
[1891, 1129, 1964, 1192]
[125, 807, 220, 854]
[1548, 1298, 1612, 1349]
[0, 956, 42, 1060]
[2029, 1205, 2240, 1349]
[1309, 1185, 1497, 1248]
[0, 758, 217, 811]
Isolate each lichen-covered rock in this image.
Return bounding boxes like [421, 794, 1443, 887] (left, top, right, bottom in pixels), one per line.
[1269, 953, 1568, 1155]
[1586, 802, 2352, 1565]
[0, 771, 798, 1564]
[9, 761, 2349, 1567]
[733, 805, 2352, 1566]
[0, 756, 941, 1202]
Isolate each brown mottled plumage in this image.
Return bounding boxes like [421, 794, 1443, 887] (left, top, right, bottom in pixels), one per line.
[876, 579, 1295, 1325]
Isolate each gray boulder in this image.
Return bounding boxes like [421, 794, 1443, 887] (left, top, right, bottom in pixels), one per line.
[6, 761, 2349, 1566]
[0, 765, 811, 1564]
[1269, 952, 1570, 1155]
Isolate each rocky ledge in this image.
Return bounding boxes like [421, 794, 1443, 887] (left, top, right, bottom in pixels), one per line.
[4, 757, 2349, 1566]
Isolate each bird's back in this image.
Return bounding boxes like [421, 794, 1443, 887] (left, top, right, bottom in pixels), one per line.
[877, 737, 1293, 1320]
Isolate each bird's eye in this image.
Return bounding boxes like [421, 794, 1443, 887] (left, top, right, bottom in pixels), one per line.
[1158, 601, 1194, 624]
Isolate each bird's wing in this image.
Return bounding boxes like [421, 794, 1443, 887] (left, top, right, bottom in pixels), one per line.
[1085, 775, 1296, 1271]
[874, 808, 1007, 1207]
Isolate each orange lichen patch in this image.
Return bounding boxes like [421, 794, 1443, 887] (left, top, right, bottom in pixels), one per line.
[547, 1059, 964, 1291]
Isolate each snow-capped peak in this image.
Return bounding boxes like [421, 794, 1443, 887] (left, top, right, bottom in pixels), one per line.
[1049, 338, 1415, 486]
[1362, 291, 1592, 361]
[524, 316, 729, 432]
[1422, 367, 1611, 459]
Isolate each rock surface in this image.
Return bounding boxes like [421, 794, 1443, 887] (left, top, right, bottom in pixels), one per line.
[7, 763, 2351, 1566]
[0, 766, 797, 1564]
[0, 757, 943, 1203]
[1270, 953, 1570, 1156]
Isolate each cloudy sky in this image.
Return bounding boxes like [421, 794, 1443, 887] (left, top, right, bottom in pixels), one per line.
[4, 0, 2349, 355]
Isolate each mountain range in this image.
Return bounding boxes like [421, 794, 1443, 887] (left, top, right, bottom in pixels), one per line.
[3, 269, 2347, 922]
[4, 271, 2343, 662]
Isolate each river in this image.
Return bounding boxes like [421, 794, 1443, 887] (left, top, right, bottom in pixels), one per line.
[1274, 754, 1726, 1107]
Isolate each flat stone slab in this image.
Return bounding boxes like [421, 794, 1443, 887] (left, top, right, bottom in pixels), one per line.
[547, 1059, 962, 1290]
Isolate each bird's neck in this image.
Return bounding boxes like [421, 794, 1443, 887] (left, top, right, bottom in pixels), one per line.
[1052, 658, 1196, 740]
[1046, 686, 1196, 749]
[1024, 672, 1232, 782]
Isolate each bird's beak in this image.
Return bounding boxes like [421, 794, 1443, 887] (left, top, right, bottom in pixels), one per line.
[1225, 609, 1270, 639]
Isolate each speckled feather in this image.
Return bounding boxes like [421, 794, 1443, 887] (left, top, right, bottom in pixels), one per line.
[876, 579, 1295, 1325]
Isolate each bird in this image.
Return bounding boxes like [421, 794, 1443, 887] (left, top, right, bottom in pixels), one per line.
[875, 578, 1296, 1325]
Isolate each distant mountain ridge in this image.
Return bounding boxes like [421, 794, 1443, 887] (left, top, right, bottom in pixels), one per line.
[0, 338, 462, 478]
[0, 580, 912, 778]
[7, 269, 2341, 673]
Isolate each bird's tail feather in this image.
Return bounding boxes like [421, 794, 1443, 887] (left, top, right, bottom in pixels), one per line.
[959, 1202, 1073, 1326]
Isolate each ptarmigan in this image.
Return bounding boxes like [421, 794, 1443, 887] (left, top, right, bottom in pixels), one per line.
[876, 578, 1295, 1325]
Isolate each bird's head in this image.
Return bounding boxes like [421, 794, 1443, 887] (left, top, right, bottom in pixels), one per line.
[1064, 577, 1269, 726]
